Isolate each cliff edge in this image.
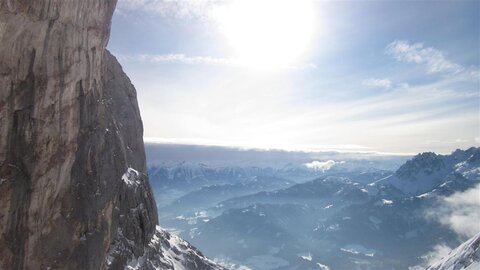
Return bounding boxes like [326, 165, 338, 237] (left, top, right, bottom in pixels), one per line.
[0, 1, 222, 269]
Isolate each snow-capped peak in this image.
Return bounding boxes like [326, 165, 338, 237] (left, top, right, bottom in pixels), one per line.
[384, 148, 480, 195]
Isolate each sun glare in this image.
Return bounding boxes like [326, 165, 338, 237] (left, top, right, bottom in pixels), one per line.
[214, 0, 315, 69]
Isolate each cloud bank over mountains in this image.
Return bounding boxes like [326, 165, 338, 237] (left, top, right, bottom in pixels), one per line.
[429, 184, 480, 238]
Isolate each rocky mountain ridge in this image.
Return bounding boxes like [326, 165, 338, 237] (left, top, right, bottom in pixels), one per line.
[375, 147, 479, 195]
[156, 147, 479, 269]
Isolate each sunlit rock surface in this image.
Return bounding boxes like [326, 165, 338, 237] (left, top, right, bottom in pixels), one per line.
[0, 1, 223, 269]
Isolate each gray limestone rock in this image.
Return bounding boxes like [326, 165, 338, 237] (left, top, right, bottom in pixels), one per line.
[0, 1, 224, 269]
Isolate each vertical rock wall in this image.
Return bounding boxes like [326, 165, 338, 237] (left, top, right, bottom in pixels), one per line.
[0, 1, 158, 269]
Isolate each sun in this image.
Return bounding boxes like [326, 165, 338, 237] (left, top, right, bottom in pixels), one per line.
[214, 0, 315, 69]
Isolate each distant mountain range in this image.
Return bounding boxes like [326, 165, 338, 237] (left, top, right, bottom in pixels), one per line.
[374, 147, 479, 195]
[146, 146, 479, 270]
[145, 143, 407, 200]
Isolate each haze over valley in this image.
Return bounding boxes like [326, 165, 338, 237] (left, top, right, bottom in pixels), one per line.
[146, 143, 480, 270]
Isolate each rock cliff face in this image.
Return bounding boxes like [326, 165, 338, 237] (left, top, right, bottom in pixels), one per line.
[0, 1, 223, 269]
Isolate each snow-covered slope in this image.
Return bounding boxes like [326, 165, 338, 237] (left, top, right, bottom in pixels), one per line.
[152, 147, 478, 270]
[427, 232, 480, 270]
[126, 226, 226, 270]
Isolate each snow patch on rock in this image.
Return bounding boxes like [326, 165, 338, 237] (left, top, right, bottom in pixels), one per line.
[122, 167, 141, 186]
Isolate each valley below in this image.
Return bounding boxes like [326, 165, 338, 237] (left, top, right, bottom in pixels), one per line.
[147, 144, 480, 270]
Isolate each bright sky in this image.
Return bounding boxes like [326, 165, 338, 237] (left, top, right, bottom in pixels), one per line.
[109, 0, 480, 154]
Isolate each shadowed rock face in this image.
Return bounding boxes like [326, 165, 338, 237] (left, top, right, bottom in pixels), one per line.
[0, 1, 225, 269]
[0, 1, 161, 269]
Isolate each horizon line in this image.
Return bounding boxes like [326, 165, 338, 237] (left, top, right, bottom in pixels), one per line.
[143, 137, 420, 156]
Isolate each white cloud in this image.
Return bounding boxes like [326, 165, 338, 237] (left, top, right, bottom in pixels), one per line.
[362, 78, 392, 89]
[124, 53, 237, 65]
[117, 53, 317, 70]
[411, 185, 480, 269]
[423, 138, 471, 146]
[428, 184, 480, 238]
[116, 0, 317, 70]
[386, 40, 463, 74]
[304, 160, 337, 171]
[116, 0, 220, 19]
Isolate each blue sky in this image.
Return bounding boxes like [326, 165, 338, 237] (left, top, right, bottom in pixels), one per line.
[108, 0, 479, 154]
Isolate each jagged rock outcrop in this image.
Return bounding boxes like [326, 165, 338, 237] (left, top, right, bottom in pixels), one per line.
[0, 1, 223, 269]
[126, 226, 224, 270]
[372, 147, 480, 195]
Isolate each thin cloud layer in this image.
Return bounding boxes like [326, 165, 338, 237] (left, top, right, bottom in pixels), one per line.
[116, 0, 219, 19]
[117, 53, 317, 70]
[109, 1, 480, 154]
[121, 53, 238, 66]
[386, 40, 463, 74]
[362, 78, 392, 89]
